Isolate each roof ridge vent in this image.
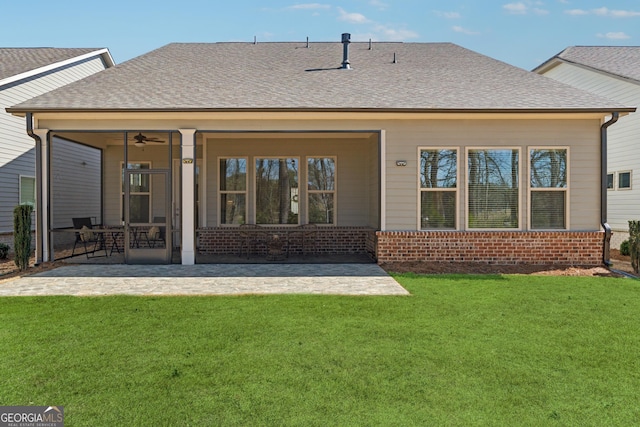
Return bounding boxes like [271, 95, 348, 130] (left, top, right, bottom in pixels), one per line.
[341, 33, 351, 69]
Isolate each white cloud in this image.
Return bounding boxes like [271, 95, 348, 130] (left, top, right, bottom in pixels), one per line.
[597, 32, 631, 40]
[503, 2, 528, 14]
[372, 24, 419, 41]
[337, 7, 370, 24]
[609, 9, 640, 18]
[369, 0, 388, 10]
[286, 3, 331, 10]
[503, 2, 549, 15]
[452, 25, 480, 35]
[435, 11, 462, 19]
[565, 7, 640, 17]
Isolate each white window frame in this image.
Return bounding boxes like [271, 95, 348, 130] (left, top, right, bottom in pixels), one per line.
[120, 161, 152, 224]
[19, 175, 36, 208]
[465, 147, 522, 231]
[528, 147, 570, 230]
[607, 173, 614, 190]
[253, 156, 301, 226]
[218, 157, 248, 226]
[617, 170, 632, 190]
[417, 147, 459, 230]
[306, 156, 337, 226]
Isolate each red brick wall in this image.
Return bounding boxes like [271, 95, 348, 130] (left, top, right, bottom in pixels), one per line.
[197, 226, 377, 256]
[375, 231, 604, 266]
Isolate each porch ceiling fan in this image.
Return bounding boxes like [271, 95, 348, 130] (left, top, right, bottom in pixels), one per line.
[132, 132, 165, 147]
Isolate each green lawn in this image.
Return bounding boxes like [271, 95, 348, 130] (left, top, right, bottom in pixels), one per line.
[1, 274, 639, 426]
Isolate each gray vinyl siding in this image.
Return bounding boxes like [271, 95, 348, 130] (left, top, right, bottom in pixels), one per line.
[0, 55, 108, 233]
[542, 63, 640, 236]
[50, 137, 101, 229]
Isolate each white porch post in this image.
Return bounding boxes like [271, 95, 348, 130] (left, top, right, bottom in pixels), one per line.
[179, 129, 197, 265]
[34, 129, 50, 262]
[379, 129, 386, 231]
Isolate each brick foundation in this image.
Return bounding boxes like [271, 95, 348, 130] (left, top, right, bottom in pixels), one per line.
[375, 231, 604, 266]
[197, 226, 376, 256]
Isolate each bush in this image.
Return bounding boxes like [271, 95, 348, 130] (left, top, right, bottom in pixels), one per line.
[620, 240, 630, 256]
[13, 205, 33, 271]
[629, 220, 640, 274]
[0, 243, 9, 260]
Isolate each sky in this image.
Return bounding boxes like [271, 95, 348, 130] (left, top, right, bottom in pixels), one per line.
[1, 1, 639, 70]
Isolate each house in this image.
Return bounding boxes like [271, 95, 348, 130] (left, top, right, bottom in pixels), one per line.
[533, 46, 640, 249]
[0, 48, 115, 249]
[6, 36, 635, 266]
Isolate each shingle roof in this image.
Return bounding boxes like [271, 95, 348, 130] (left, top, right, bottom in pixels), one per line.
[545, 46, 640, 83]
[8, 42, 632, 113]
[0, 48, 105, 81]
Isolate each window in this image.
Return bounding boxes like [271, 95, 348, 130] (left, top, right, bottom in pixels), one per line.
[307, 157, 336, 224]
[618, 171, 631, 190]
[219, 158, 247, 224]
[419, 149, 457, 229]
[255, 158, 299, 224]
[530, 148, 567, 229]
[19, 176, 36, 207]
[467, 148, 519, 229]
[607, 173, 614, 190]
[122, 163, 150, 223]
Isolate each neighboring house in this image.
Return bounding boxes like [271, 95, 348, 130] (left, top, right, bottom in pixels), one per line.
[0, 48, 115, 248]
[6, 37, 635, 266]
[534, 46, 640, 249]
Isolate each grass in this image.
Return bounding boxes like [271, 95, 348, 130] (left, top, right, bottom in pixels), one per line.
[1, 274, 640, 426]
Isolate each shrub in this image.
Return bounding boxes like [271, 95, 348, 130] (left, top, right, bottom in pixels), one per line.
[0, 243, 9, 260]
[629, 220, 640, 274]
[620, 240, 630, 256]
[13, 205, 33, 271]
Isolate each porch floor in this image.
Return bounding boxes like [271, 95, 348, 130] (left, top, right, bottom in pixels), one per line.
[59, 251, 374, 265]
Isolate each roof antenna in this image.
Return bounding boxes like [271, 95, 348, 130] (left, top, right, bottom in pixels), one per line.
[306, 37, 309, 48]
[341, 33, 351, 69]
[393, 52, 398, 64]
[369, 38, 372, 50]
[253, 36, 257, 45]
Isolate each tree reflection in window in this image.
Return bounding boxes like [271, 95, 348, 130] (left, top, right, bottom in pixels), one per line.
[308, 158, 335, 224]
[256, 158, 299, 224]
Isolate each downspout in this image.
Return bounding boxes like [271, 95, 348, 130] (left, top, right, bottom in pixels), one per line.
[601, 112, 619, 266]
[26, 112, 43, 265]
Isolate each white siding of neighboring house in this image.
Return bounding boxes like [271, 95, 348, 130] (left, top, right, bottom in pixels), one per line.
[0, 56, 108, 234]
[50, 137, 102, 230]
[541, 63, 640, 246]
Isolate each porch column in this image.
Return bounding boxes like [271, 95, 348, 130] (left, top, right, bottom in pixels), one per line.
[379, 129, 386, 231]
[179, 129, 197, 265]
[34, 129, 50, 262]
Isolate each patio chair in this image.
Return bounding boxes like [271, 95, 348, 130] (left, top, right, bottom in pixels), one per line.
[238, 224, 266, 259]
[145, 217, 166, 248]
[290, 223, 318, 256]
[71, 217, 107, 259]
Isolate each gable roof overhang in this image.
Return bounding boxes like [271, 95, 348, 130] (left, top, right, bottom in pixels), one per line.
[533, 47, 640, 86]
[0, 48, 115, 88]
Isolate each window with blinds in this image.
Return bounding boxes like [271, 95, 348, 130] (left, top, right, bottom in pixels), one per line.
[530, 148, 567, 229]
[419, 148, 457, 229]
[19, 176, 36, 207]
[467, 148, 519, 229]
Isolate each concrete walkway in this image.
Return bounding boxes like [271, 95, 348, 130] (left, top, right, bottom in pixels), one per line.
[0, 264, 409, 296]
